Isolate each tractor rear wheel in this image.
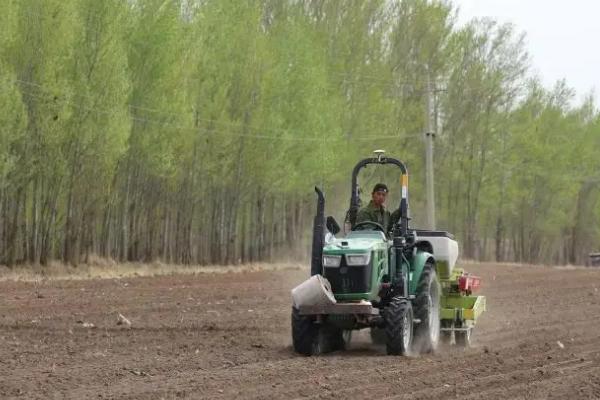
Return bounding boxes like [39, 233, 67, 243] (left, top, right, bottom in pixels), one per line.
[384, 297, 413, 355]
[413, 261, 441, 353]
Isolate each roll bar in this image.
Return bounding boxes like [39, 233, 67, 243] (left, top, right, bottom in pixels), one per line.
[347, 156, 409, 237]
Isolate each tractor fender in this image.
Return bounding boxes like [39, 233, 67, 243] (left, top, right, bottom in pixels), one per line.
[415, 240, 434, 254]
[409, 250, 435, 295]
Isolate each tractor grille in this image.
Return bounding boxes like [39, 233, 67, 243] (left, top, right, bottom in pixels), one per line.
[324, 258, 372, 294]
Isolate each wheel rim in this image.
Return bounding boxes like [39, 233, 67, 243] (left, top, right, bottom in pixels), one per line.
[403, 313, 412, 350]
[428, 282, 440, 344]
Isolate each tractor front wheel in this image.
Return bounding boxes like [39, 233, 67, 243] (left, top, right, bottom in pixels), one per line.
[384, 297, 413, 356]
[291, 307, 319, 355]
[291, 308, 345, 355]
[370, 327, 387, 345]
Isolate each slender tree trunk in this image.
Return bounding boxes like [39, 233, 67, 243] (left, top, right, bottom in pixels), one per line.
[6, 189, 24, 267]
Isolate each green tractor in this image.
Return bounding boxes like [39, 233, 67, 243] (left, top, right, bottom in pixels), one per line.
[291, 151, 485, 356]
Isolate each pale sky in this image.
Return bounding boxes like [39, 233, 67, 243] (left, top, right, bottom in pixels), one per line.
[454, 0, 599, 103]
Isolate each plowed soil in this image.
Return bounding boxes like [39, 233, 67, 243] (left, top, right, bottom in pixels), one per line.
[1, 263, 600, 399]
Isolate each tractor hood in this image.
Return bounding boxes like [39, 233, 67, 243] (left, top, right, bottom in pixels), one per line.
[323, 231, 388, 254]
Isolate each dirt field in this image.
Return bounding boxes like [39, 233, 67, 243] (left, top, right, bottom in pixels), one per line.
[1, 263, 600, 399]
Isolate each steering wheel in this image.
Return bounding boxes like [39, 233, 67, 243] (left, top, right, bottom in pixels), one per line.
[353, 221, 386, 233]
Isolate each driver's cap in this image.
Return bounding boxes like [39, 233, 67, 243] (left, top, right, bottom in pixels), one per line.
[372, 183, 388, 193]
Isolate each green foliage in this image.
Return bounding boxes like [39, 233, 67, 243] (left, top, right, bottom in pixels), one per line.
[0, 0, 598, 266]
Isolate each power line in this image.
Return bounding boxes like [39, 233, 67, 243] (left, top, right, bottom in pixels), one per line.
[6, 76, 508, 150]
[6, 79, 422, 143]
[10, 79, 349, 138]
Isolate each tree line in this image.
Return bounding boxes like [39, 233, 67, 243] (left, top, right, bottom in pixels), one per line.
[0, 0, 598, 267]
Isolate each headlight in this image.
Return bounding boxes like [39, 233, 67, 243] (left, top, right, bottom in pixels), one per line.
[323, 255, 342, 267]
[345, 253, 371, 266]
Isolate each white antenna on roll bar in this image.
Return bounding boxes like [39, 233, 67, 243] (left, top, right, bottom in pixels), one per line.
[373, 149, 386, 162]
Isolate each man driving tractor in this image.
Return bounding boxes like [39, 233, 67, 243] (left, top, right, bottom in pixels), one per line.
[355, 183, 399, 233]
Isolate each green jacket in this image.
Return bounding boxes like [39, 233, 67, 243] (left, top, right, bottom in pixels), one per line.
[356, 200, 390, 231]
[355, 201, 400, 233]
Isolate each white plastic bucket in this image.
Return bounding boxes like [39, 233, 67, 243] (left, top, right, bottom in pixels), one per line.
[420, 236, 459, 277]
[291, 274, 337, 308]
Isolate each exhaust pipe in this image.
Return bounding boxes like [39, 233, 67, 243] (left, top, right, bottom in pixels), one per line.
[311, 187, 325, 276]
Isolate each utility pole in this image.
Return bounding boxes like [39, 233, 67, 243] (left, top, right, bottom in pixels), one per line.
[424, 74, 436, 230]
